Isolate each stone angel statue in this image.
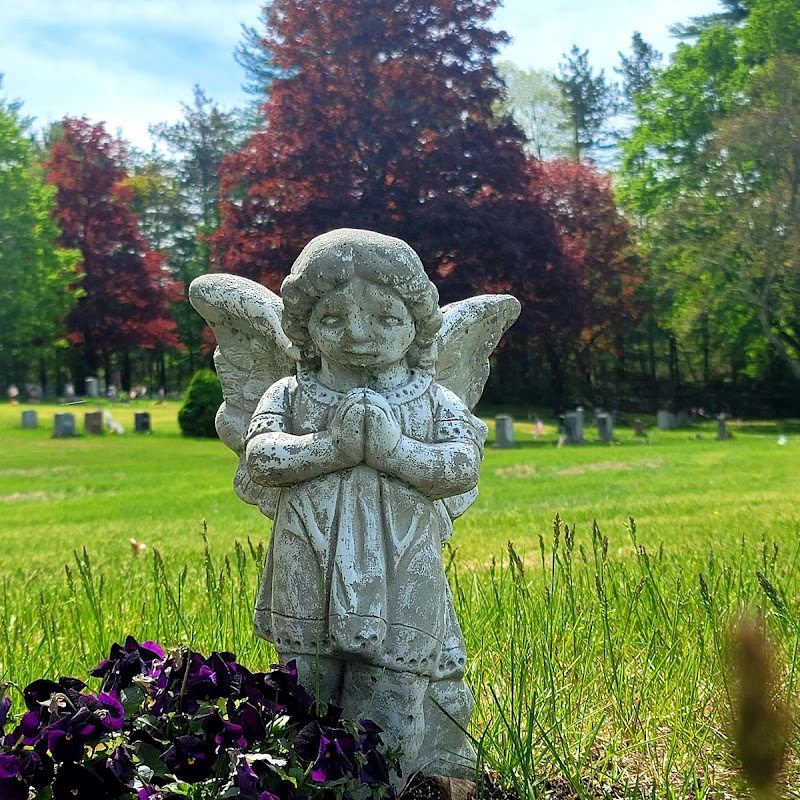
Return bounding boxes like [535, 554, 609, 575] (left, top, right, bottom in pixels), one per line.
[189, 228, 519, 780]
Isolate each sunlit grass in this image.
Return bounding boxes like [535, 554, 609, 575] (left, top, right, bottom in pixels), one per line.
[1, 400, 799, 797]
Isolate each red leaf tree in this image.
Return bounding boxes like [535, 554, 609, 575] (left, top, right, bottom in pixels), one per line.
[530, 158, 645, 401]
[212, 0, 561, 310]
[47, 118, 182, 387]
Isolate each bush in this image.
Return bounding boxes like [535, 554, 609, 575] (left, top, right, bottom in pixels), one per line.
[178, 369, 223, 437]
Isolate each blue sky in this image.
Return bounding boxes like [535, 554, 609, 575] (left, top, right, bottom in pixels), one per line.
[3, 0, 723, 150]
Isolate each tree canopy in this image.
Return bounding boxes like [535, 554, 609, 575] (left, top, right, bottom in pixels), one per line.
[212, 0, 561, 313]
[0, 85, 80, 386]
[617, 0, 800, 395]
[46, 118, 182, 385]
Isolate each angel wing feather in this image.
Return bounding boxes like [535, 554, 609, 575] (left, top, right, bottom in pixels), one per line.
[436, 295, 521, 410]
[189, 274, 296, 514]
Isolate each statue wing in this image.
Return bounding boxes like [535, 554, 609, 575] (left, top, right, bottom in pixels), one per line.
[189, 274, 296, 515]
[435, 294, 520, 523]
[435, 295, 521, 410]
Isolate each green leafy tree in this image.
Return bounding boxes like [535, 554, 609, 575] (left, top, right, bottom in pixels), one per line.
[618, 0, 800, 400]
[496, 61, 570, 160]
[0, 84, 80, 388]
[667, 56, 800, 380]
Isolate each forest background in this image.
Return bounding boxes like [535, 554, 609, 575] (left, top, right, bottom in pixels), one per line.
[2, 0, 799, 417]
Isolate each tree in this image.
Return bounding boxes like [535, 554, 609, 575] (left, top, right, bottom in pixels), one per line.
[555, 46, 617, 162]
[670, 0, 749, 40]
[616, 33, 663, 111]
[496, 61, 571, 160]
[531, 158, 644, 401]
[618, 24, 741, 216]
[668, 57, 800, 380]
[148, 88, 242, 375]
[212, 0, 562, 332]
[46, 118, 181, 389]
[234, 2, 284, 116]
[0, 84, 80, 388]
[150, 86, 240, 233]
[617, 0, 800, 403]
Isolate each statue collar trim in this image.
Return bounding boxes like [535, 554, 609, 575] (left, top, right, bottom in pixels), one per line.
[296, 369, 432, 405]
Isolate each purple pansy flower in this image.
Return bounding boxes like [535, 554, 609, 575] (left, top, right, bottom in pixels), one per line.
[202, 706, 247, 749]
[47, 717, 85, 763]
[52, 761, 108, 800]
[162, 734, 218, 782]
[294, 722, 357, 782]
[0, 752, 33, 800]
[90, 636, 164, 695]
[247, 660, 315, 721]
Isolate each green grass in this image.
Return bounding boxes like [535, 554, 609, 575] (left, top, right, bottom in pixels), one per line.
[1, 400, 799, 798]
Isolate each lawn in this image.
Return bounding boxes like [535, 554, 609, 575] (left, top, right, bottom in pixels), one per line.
[1, 399, 799, 798]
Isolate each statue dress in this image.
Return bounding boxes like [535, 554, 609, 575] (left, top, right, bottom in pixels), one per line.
[246, 368, 487, 680]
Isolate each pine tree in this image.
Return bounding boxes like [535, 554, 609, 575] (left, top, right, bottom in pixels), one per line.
[555, 46, 617, 162]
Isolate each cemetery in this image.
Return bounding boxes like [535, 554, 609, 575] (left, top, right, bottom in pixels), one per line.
[2, 0, 800, 797]
[2, 383, 799, 798]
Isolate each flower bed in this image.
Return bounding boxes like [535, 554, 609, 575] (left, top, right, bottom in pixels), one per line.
[0, 638, 400, 800]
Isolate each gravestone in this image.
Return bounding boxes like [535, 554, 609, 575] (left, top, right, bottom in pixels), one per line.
[134, 412, 151, 433]
[21, 410, 38, 429]
[84, 411, 104, 434]
[717, 414, 728, 440]
[676, 410, 689, 428]
[634, 419, 645, 437]
[657, 410, 676, 430]
[563, 411, 584, 444]
[53, 413, 76, 438]
[85, 377, 100, 398]
[596, 413, 613, 443]
[494, 414, 515, 448]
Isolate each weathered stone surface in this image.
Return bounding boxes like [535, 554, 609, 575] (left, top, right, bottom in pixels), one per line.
[494, 414, 515, 448]
[85, 377, 100, 398]
[189, 229, 520, 781]
[596, 412, 613, 443]
[84, 411, 104, 434]
[21, 410, 38, 429]
[53, 413, 76, 438]
[134, 412, 151, 433]
[657, 410, 676, 430]
[563, 410, 584, 444]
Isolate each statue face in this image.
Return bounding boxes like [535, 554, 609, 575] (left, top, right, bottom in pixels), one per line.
[308, 276, 416, 371]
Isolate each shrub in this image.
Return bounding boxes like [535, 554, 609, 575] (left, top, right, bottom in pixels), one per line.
[178, 369, 223, 437]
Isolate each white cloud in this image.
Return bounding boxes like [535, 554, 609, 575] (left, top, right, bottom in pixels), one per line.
[1, 0, 726, 150]
[495, 0, 723, 77]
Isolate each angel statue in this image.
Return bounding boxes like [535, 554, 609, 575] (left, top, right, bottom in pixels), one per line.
[189, 228, 519, 780]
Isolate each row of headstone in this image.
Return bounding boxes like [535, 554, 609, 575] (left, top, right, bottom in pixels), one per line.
[492, 408, 616, 447]
[20, 410, 151, 436]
